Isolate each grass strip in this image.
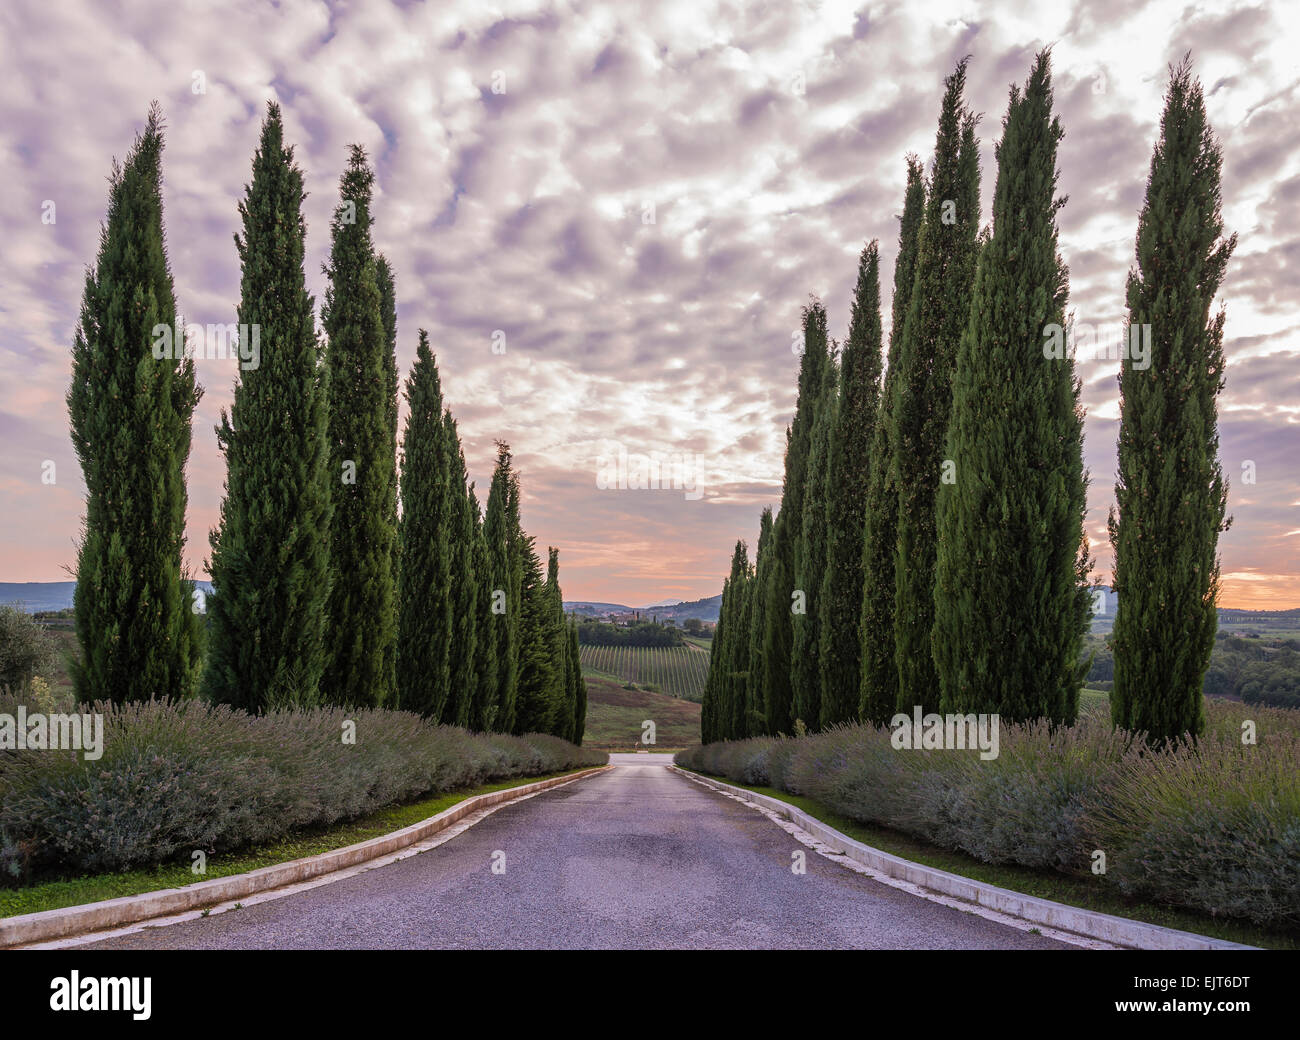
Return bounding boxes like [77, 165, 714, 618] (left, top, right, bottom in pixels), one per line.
[679, 767, 1297, 951]
[0, 767, 593, 920]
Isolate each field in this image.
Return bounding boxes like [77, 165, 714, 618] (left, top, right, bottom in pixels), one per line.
[579, 673, 701, 750]
[578, 643, 708, 701]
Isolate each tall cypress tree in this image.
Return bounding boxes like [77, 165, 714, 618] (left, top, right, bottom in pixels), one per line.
[893, 60, 982, 714]
[484, 443, 521, 732]
[820, 241, 884, 727]
[1109, 58, 1236, 743]
[470, 486, 500, 732]
[792, 352, 837, 729]
[933, 50, 1091, 724]
[396, 330, 453, 718]
[704, 545, 747, 744]
[545, 548, 573, 740]
[442, 418, 479, 728]
[68, 104, 202, 705]
[762, 301, 830, 735]
[321, 146, 398, 708]
[569, 617, 587, 745]
[514, 537, 556, 734]
[728, 546, 755, 740]
[860, 159, 925, 723]
[747, 507, 774, 734]
[204, 102, 332, 711]
[376, 254, 400, 690]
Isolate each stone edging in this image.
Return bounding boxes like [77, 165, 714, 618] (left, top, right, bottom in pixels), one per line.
[672, 765, 1257, 951]
[1, 764, 612, 949]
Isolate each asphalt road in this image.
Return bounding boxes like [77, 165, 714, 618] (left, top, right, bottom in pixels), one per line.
[82, 753, 1070, 950]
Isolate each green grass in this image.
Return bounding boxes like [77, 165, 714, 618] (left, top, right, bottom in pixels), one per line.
[581, 673, 700, 750]
[677, 767, 1296, 950]
[0, 767, 593, 920]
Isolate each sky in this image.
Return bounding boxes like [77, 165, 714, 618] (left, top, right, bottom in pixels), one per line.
[0, 0, 1297, 608]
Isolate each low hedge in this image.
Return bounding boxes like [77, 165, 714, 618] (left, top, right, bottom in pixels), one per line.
[676, 700, 1300, 928]
[0, 696, 605, 882]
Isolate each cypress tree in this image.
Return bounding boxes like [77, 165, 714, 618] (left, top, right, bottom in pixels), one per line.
[321, 145, 398, 708]
[792, 352, 837, 729]
[719, 541, 751, 740]
[569, 618, 587, 745]
[762, 301, 830, 735]
[860, 158, 925, 723]
[728, 546, 755, 740]
[396, 330, 453, 718]
[204, 102, 332, 711]
[747, 507, 774, 734]
[442, 419, 479, 728]
[484, 443, 521, 732]
[703, 547, 746, 743]
[545, 548, 574, 740]
[820, 241, 884, 727]
[1109, 58, 1236, 743]
[68, 103, 203, 705]
[933, 50, 1091, 723]
[893, 60, 982, 715]
[514, 537, 556, 734]
[470, 486, 500, 732]
[376, 254, 400, 687]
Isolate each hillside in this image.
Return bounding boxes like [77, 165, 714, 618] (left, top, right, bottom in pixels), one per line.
[580, 671, 701, 750]
[564, 593, 723, 624]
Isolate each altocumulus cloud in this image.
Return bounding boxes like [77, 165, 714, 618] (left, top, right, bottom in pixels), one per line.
[0, 0, 1296, 605]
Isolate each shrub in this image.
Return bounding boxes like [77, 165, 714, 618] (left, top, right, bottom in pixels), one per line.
[0, 695, 605, 882]
[676, 700, 1300, 927]
[0, 607, 57, 690]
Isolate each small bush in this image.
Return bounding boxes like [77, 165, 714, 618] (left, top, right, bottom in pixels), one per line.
[0, 607, 57, 690]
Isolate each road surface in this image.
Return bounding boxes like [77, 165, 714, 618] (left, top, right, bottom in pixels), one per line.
[82, 753, 1070, 950]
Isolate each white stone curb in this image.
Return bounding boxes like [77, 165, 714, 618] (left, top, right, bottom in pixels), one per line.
[673, 765, 1258, 951]
[1, 764, 612, 949]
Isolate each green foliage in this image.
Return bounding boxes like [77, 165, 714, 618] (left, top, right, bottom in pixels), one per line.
[578, 620, 685, 647]
[470, 488, 500, 732]
[678, 698, 1300, 928]
[860, 158, 925, 724]
[762, 303, 830, 735]
[67, 103, 203, 705]
[747, 508, 773, 732]
[933, 50, 1090, 723]
[820, 241, 883, 728]
[396, 331, 453, 719]
[0, 694, 604, 881]
[792, 348, 837, 729]
[703, 541, 751, 743]
[1109, 58, 1237, 744]
[0, 607, 57, 690]
[485, 444, 523, 733]
[321, 145, 397, 708]
[892, 60, 981, 715]
[514, 540, 556, 735]
[204, 102, 332, 711]
[568, 619, 587, 744]
[442, 419, 479, 728]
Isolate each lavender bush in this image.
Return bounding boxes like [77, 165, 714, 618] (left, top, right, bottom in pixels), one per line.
[677, 700, 1300, 927]
[0, 695, 604, 880]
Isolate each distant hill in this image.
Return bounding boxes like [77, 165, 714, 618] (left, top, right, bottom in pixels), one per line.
[1, 580, 214, 612]
[564, 594, 723, 624]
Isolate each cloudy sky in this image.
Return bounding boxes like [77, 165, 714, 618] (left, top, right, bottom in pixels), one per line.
[1, 0, 1296, 607]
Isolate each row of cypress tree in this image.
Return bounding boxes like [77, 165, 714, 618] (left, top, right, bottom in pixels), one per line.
[702, 51, 1234, 746]
[68, 101, 585, 742]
